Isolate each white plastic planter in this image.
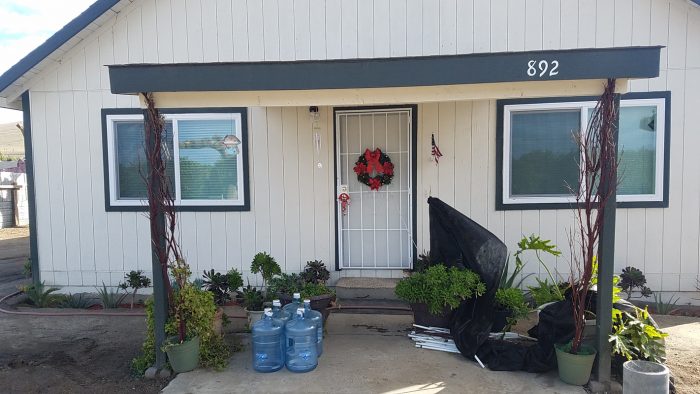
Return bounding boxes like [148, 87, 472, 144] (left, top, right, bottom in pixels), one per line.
[623, 360, 669, 394]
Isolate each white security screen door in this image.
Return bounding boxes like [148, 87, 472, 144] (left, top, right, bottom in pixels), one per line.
[336, 108, 413, 269]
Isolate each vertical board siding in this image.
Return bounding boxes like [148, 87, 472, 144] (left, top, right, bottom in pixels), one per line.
[24, 0, 700, 292]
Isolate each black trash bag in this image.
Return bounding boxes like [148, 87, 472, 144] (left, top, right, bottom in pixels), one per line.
[426, 197, 508, 358]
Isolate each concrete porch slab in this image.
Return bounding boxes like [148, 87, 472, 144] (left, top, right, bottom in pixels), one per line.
[163, 314, 584, 394]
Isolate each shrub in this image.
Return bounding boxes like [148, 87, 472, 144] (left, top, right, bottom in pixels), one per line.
[619, 267, 652, 300]
[301, 282, 335, 299]
[240, 284, 265, 311]
[250, 252, 281, 288]
[413, 251, 432, 273]
[494, 288, 530, 330]
[21, 282, 61, 307]
[119, 270, 151, 309]
[226, 269, 244, 294]
[202, 269, 231, 306]
[394, 265, 486, 315]
[96, 282, 127, 309]
[58, 293, 95, 309]
[528, 278, 566, 306]
[23, 258, 32, 278]
[300, 260, 330, 285]
[132, 289, 231, 375]
[610, 306, 667, 363]
[267, 273, 304, 298]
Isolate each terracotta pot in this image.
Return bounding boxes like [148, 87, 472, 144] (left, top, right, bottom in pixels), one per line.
[410, 303, 453, 328]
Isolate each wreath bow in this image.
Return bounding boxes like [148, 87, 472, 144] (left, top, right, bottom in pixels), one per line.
[364, 149, 383, 173]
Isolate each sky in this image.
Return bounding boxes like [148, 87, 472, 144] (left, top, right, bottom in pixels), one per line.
[0, 0, 94, 123]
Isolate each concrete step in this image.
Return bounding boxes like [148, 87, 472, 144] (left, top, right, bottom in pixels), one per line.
[335, 277, 401, 301]
[332, 298, 412, 315]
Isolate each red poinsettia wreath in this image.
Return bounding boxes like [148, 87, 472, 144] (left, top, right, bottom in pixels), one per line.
[353, 148, 394, 191]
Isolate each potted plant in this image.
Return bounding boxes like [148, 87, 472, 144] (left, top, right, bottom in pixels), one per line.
[241, 283, 265, 327]
[493, 288, 529, 332]
[267, 273, 304, 303]
[202, 269, 231, 335]
[300, 260, 335, 319]
[163, 258, 202, 373]
[250, 252, 281, 292]
[118, 270, 151, 309]
[395, 265, 485, 328]
[555, 80, 618, 386]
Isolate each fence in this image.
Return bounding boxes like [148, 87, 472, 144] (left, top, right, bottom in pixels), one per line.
[0, 171, 28, 228]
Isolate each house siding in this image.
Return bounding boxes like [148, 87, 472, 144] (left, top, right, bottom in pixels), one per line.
[21, 0, 700, 293]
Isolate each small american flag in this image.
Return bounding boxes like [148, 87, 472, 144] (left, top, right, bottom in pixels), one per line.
[431, 134, 443, 164]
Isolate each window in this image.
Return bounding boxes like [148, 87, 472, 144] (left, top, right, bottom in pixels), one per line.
[498, 92, 669, 209]
[103, 108, 249, 211]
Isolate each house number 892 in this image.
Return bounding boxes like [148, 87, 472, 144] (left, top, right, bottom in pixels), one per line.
[527, 60, 559, 77]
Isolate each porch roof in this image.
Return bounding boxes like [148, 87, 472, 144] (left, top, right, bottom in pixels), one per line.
[108, 46, 661, 95]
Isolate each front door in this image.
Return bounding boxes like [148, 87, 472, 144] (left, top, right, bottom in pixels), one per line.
[335, 107, 414, 270]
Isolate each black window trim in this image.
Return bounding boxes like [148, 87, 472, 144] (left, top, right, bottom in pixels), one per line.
[101, 107, 250, 212]
[496, 91, 671, 211]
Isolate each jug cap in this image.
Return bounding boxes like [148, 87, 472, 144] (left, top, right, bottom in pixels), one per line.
[272, 299, 281, 306]
[264, 307, 273, 317]
[293, 292, 301, 299]
[304, 299, 311, 304]
[296, 308, 305, 317]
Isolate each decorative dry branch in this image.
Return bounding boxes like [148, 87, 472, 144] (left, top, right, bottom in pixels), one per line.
[142, 92, 187, 341]
[567, 78, 619, 354]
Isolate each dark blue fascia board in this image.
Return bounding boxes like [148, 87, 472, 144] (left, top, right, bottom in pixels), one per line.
[108, 46, 662, 93]
[0, 0, 121, 94]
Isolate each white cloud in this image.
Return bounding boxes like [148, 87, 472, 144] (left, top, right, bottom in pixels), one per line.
[0, 0, 95, 119]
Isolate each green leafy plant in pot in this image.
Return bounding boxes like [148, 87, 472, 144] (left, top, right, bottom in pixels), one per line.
[555, 79, 619, 386]
[493, 288, 529, 332]
[395, 265, 486, 328]
[241, 283, 265, 327]
[300, 260, 335, 321]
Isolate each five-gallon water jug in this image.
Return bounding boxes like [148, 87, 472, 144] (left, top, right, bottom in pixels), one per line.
[282, 292, 302, 317]
[303, 299, 323, 357]
[252, 308, 285, 372]
[272, 299, 290, 356]
[285, 308, 318, 373]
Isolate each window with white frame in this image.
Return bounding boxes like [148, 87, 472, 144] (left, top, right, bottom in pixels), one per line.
[499, 93, 669, 209]
[103, 109, 248, 210]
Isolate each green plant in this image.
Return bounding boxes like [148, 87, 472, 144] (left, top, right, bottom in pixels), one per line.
[58, 293, 94, 309]
[652, 292, 679, 315]
[494, 287, 530, 330]
[96, 282, 127, 309]
[267, 273, 304, 297]
[395, 265, 486, 315]
[250, 252, 281, 289]
[609, 307, 667, 363]
[619, 267, 652, 300]
[503, 235, 562, 295]
[21, 282, 61, 307]
[132, 290, 231, 375]
[240, 284, 265, 311]
[202, 269, 231, 306]
[118, 270, 151, 309]
[300, 260, 330, 284]
[226, 268, 244, 294]
[301, 282, 335, 298]
[23, 258, 32, 278]
[528, 278, 566, 306]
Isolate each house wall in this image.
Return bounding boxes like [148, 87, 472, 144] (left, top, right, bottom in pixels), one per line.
[23, 0, 700, 293]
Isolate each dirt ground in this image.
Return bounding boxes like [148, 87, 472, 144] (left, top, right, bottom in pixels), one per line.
[0, 228, 167, 393]
[655, 315, 700, 394]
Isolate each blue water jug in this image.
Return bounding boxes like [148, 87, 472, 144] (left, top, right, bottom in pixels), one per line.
[303, 299, 323, 357]
[282, 292, 302, 317]
[285, 308, 318, 373]
[272, 299, 290, 356]
[252, 308, 285, 373]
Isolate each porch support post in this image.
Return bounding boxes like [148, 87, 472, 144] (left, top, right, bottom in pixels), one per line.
[595, 93, 620, 386]
[146, 111, 168, 369]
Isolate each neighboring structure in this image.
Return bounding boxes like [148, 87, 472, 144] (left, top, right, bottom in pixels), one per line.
[0, 0, 698, 299]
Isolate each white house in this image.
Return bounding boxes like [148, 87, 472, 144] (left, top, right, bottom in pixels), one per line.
[1, 0, 698, 299]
